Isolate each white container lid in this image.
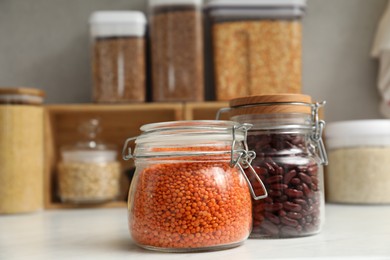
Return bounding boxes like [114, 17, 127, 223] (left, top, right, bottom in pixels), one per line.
[207, 0, 306, 20]
[62, 150, 117, 163]
[149, 0, 202, 7]
[325, 120, 390, 149]
[207, 0, 306, 8]
[89, 11, 147, 38]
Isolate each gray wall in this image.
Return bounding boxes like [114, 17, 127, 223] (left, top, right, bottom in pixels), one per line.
[0, 0, 386, 122]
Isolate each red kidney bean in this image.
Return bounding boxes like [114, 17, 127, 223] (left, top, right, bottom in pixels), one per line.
[281, 216, 299, 227]
[270, 183, 288, 191]
[267, 175, 283, 184]
[253, 166, 267, 176]
[264, 202, 283, 212]
[247, 133, 322, 238]
[287, 212, 303, 220]
[264, 212, 280, 225]
[290, 178, 301, 185]
[285, 188, 303, 198]
[261, 220, 279, 235]
[283, 201, 302, 212]
[283, 170, 296, 184]
[298, 172, 312, 184]
[302, 183, 314, 198]
[268, 190, 282, 197]
[280, 226, 300, 237]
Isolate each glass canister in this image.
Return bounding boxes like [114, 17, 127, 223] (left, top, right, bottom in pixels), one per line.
[325, 120, 390, 204]
[218, 94, 328, 238]
[58, 119, 121, 203]
[149, 0, 204, 102]
[0, 87, 45, 214]
[207, 0, 306, 101]
[90, 11, 147, 103]
[122, 120, 267, 252]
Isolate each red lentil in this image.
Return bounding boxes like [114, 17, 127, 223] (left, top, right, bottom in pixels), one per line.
[129, 160, 252, 250]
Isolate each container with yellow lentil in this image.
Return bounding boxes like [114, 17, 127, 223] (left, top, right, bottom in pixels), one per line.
[123, 120, 267, 252]
[0, 87, 45, 214]
[207, 0, 306, 101]
[58, 119, 121, 203]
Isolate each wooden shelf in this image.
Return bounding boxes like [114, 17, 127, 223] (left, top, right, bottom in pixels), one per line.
[44, 103, 183, 209]
[44, 102, 229, 209]
[184, 102, 229, 120]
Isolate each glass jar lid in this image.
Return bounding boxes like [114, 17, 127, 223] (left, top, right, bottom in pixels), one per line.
[61, 118, 117, 163]
[0, 87, 45, 105]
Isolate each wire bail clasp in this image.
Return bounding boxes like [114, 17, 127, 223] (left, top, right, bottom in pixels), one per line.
[230, 124, 268, 201]
[122, 137, 137, 161]
[311, 101, 328, 165]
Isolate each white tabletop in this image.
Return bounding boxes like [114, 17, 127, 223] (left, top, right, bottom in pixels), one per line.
[1, 204, 389, 260]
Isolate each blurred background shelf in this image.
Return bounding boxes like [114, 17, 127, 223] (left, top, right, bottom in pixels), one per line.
[44, 102, 229, 209]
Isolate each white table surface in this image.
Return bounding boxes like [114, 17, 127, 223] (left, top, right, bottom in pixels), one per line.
[1, 204, 390, 260]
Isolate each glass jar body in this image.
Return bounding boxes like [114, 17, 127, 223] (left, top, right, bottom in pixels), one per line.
[232, 114, 325, 238]
[92, 36, 146, 103]
[150, 5, 204, 102]
[128, 157, 252, 252]
[58, 160, 121, 203]
[208, 5, 304, 101]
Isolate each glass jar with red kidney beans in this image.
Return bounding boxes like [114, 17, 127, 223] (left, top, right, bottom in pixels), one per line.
[217, 94, 328, 238]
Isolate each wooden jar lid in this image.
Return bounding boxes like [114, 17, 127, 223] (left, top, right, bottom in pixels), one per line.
[0, 87, 45, 105]
[0, 87, 45, 97]
[229, 94, 313, 116]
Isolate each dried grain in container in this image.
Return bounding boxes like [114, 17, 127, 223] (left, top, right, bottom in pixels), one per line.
[0, 87, 45, 214]
[58, 119, 121, 203]
[90, 11, 147, 103]
[325, 120, 390, 204]
[207, 0, 306, 101]
[217, 94, 328, 238]
[149, 0, 204, 102]
[122, 120, 267, 252]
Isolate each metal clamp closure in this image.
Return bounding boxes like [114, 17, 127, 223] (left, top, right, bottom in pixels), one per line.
[311, 102, 328, 165]
[231, 124, 268, 201]
[122, 137, 136, 161]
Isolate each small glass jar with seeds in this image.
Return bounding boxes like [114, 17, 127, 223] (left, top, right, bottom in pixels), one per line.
[218, 94, 328, 238]
[123, 120, 267, 252]
[149, 0, 204, 102]
[90, 11, 147, 103]
[207, 0, 306, 101]
[58, 119, 121, 203]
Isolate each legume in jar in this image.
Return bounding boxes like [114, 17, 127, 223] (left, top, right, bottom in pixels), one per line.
[124, 121, 262, 252]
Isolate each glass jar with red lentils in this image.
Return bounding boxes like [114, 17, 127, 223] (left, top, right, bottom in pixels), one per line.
[122, 120, 267, 252]
[218, 94, 328, 238]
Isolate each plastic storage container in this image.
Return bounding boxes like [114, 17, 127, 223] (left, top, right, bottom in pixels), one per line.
[90, 11, 147, 103]
[0, 87, 45, 214]
[123, 120, 267, 252]
[325, 120, 390, 204]
[207, 0, 306, 101]
[58, 119, 121, 203]
[218, 94, 327, 238]
[149, 0, 204, 102]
